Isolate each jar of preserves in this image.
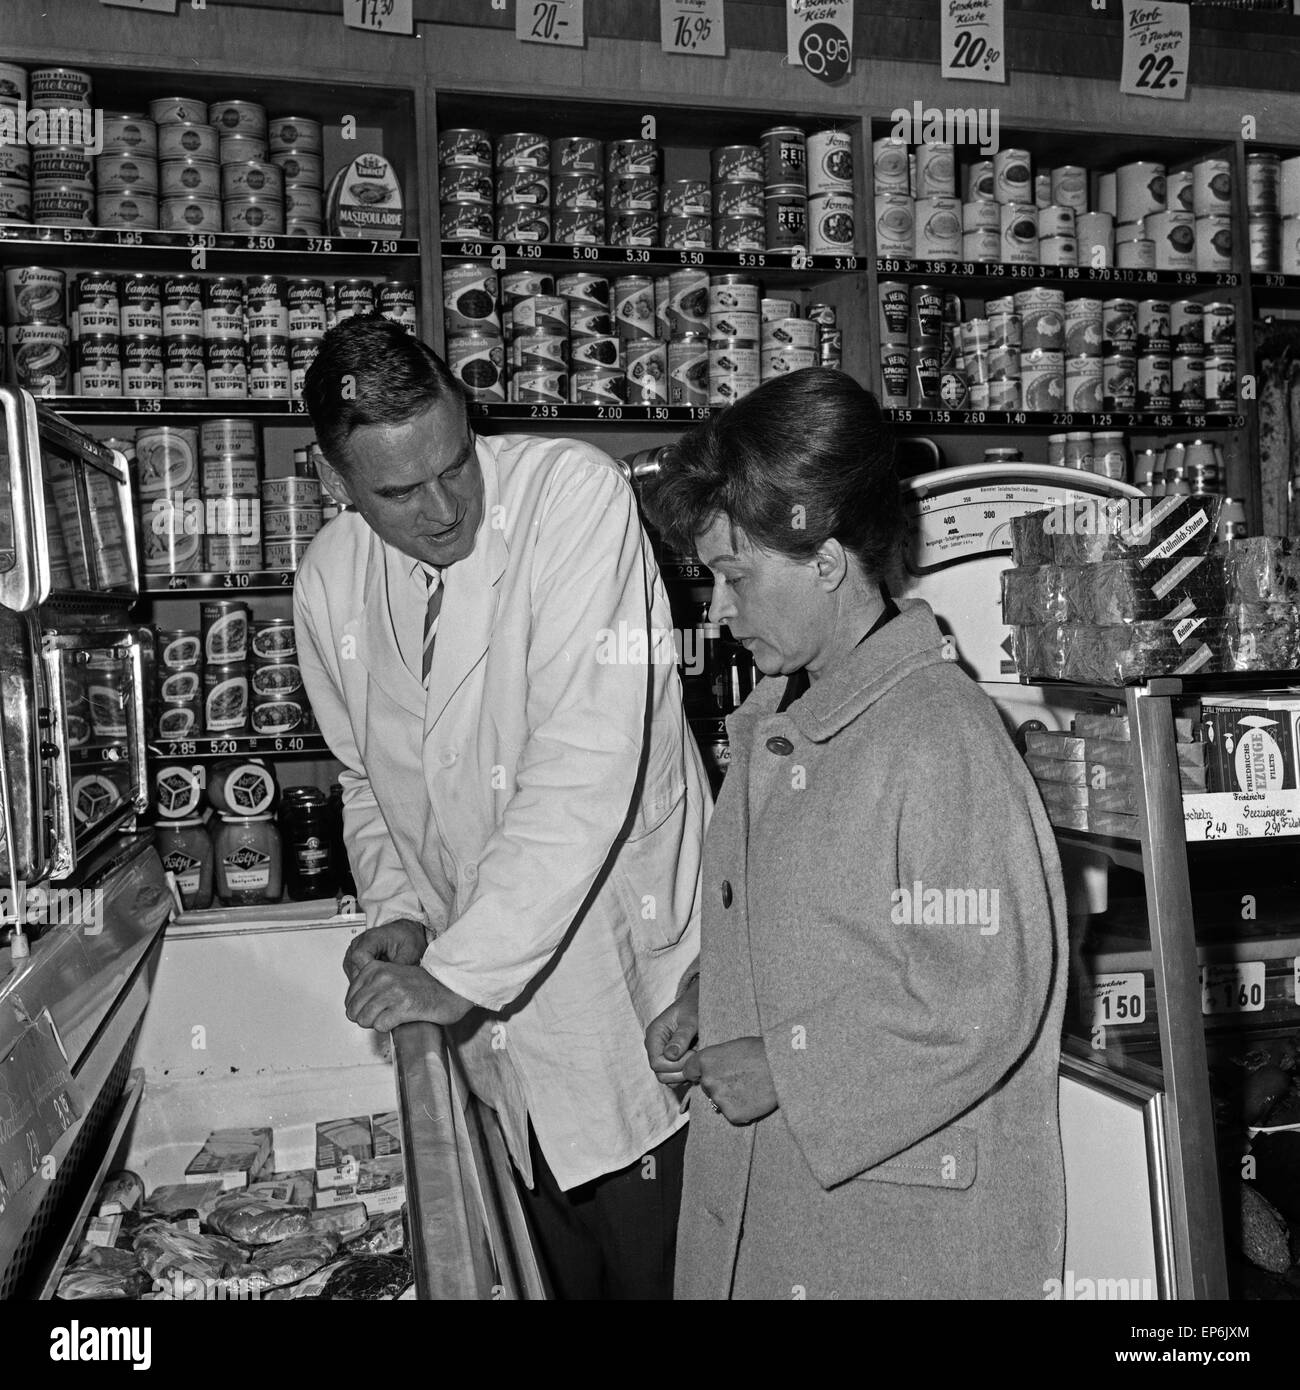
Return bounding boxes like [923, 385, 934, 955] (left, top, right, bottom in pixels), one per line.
[279, 786, 337, 900]
[155, 816, 213, 910]
[213, 812, 282, 906]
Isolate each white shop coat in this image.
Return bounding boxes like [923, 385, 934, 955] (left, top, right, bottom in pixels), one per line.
[294, 433, 709, 1190]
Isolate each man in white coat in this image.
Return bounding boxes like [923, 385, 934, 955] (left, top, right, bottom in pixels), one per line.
[294, 316, 709, 1299]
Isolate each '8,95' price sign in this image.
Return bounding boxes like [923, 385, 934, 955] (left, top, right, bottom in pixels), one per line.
[1120, 0, 1189, 101]
[786, 0, 854, 85]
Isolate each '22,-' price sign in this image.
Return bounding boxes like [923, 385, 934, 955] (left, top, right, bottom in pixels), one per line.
[343, 0, 414, 34]
[940, 0, 1006, 84]
[661, 0, 726, 57]
[787, 1, 854, 85]
[1120, 0, 1189, 101]
[518, 0, 586, 48]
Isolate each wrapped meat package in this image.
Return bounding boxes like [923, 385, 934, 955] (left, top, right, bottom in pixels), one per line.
[132, 1225, 247, 1283]
[1223, 602, 1300, 672]
[206, 1192, 312, 1245]
[1010, 509, 1055, 567]
[57, 1247, 149, 1300]
[1051, 494, 1222, 566]
[146, 1180, 225, 1221]
[345, 1210, 407, 1256]
[318, 1252, 412, 1300]
[1060, 620, 1223, 684]
[246, 1232, 342, 1291]
[1219, 536, 1296, 603]
[1027, 623, 1071, 679]
[1060, 556, 1226, 624]
[1000, 565, 1066, 625]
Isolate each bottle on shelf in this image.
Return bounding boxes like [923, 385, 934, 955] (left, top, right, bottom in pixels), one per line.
[280, 785, 338, 902]
[327, 781, 357, 899]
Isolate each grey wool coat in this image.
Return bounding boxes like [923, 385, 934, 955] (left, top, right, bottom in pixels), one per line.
[674, 599, 1068, 1300]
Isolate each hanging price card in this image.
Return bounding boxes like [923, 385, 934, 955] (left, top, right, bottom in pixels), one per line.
[787, 1, 855, 84]
[1201, 961, 1266, 1016]
[661, 0, 726, 57]
[940, 0, 1006, 84]
[1120, 0, 1189, 101]
[99, 0, 178, 11]
[518, 0, 586, 48]
[343, 0, 414, 35]
[1087, 973, 1148, 1029]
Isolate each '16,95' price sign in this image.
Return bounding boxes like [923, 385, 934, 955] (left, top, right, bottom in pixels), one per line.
[1120, 0, 1189, 101]
[661, 0, 726, 57]
[786, 0, 854, 85]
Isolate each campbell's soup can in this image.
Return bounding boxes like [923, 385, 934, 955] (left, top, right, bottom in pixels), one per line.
[289, 336, 320, 396]
[286, 278, 327, 337]
[205, 337, 249, 398]
[119, 273, 163, 336]
[607, 140, 658, 178]
[248, 335, 290, 398]
[333, 278, 377, 324]
[157, 276, 202, 337]
[163, 335, 206, 397]
[122, 334, 164, 396]
[626, 339, 668, 404]
[204, 277, 246, 338]
[668, 333, 709, 406]
[245, 276, 289, 335]
[137, 501, 202, 574]
[102, 112, 158, 157]
[551, 207, 604, 245]
[1172, 354, 1206, 410]
[74, 334, 122, 397]
[438, 127, 493, 167]
[73, 274, 122, 337]
[447, 330, 506, 401]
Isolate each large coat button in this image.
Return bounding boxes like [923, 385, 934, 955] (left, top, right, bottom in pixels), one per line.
[721, 880, 733, 908]
[765, 736, 794, 755]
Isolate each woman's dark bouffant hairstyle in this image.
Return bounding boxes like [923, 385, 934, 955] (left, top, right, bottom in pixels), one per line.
[644, 367, 904, 584]
[303, 314, 465, 466]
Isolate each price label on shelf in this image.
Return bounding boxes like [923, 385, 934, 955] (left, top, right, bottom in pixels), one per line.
[661, 0, 725, 57]
[940, 0, 1006, 84]
[1086, 973, 1148, 1028]
[518, 0, 585, 48]
[99, 0, 178, 12]
[1200, 961, 1266, 1016]
[1120, 0, 1189, 101]
[786, 0, 854, 84]
[343, 0, 414, 35]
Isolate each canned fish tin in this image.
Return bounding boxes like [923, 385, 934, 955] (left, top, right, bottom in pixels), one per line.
[1102, 298, 1138, 353]
[551, 135, 602, 176]
[668, 333, 709, 406]
[222, 160, 283, 202]
[262, 506, 321, 540]
[1102, 353, 1137, 410]
[1203, 301, 1236, 350]
[661, 215, 711, 250]
[160, 156, 219, 199]
[993, 149, 1033, 205]
[75, 335, 122, 396]
[163, 335, 206, 397]
[158, 121, 219, 162]
[203, 456, 260, 497]
[571, 335, 623, 370]
[807, 129, 853, 196]
[496, 132, 550, 171]
[447, 330, 506, 401]
[208, 100, 266, 137]
[440, 200, 494, 240]
[607, 175, 659, 213]
[30, 67, 92, 108]
[122, 334, 164, 396]
[205, 337, 248, 398]
[1195, 216, 1233, 272]
[496, 206, 550, 243]
[1064, 355, 1102, 413]
[513, 295, 568, 335]
[761, 317, 818, 352]
[1172, 355, 1205, 410]
[204, 277, 246, 338]
[607, 140, 658, 178]
[498, 167, 551, 207]
[607, 211, 656, 247]
[225, 196, 285, 236]
[709, 306, 760, 340]
[571, 367, 627, 405]
[272, 149, 323, 187]
[33, 184, 94, 226]
[264, 114, 321, 155]
[1204, 355, 1237, 408]
[161, 194, 221, 232]
[1170, 300, 1204, 355]
[439, 128, 493, 167]
[809, 193, 856, 256]
[512, 370, 568, 405]
[97, 111, 155, 157]
[711, 181, 764, 221]
[712, 145, 764, 185]
[138, 502, 201, 573]
[248, 336, 290, 398]
[662, 179, 710, 217]
[765, 190, 806, 250]
[95, 152, 158, 194]
[333, 278, 377, 323]
[552, 207, 604, 245]
[712, 216, 765, 253]
[1246, 152, 1281, 216]
[1137, 354, 1171, 411]
[97, 191, 158, 229]
[5, 266, 65, 325]
[220, 133, 269, 167]
[552, 173, 605, 211]
[626, 340, 668, 404]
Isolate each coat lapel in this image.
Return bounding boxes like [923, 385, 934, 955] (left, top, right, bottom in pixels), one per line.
[354, 533, 425, 719]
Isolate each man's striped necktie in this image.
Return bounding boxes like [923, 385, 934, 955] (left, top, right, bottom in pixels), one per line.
[422, 568, 443, 686]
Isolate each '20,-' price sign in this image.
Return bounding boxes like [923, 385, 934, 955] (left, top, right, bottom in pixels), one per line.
[940, 0, 1005, 85]
[787, 1, 854, 85]
[518, 0, 585, 47]
[1120, 0, 1189, 101]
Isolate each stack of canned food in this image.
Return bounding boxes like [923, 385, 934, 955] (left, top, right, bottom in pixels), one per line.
[1, 266, 415, 397]
[1246, 152, 1299, 274]
[880, 280, 1236, 415]
[438, 124, 856, 255]
[444, 261, 842, 406]
[153, 606, 314, 741]
[874, 139, 1234, 273]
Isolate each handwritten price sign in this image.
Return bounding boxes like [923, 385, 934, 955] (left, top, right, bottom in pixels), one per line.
[787, 0, 854, 85]
[344, 0, 414, 34]
[661, 0, 726, 57]
[518, 0, 586, 47]
[941, 0, 1005, 84]
[98, 0, 178, 11]
[1120, 0, 1189, 101]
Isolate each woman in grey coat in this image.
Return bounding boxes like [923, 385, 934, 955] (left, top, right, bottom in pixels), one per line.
[644, 368, 1068, 1300]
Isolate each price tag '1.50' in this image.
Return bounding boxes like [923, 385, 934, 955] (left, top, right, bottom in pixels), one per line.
[1088, 973, 1147, 1029]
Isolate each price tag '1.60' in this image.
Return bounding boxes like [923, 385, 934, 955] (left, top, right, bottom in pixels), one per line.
[1120, 0, 1189, 101]
[1201, 961, 1265, 1016]
[661, 0, 726, 57]
[518, 0, 586, 48]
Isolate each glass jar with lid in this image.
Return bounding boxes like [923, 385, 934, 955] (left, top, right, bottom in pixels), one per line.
[279, 786, 337, 901]
[213, 812, 283, 906]
[156, 816, 214, 910]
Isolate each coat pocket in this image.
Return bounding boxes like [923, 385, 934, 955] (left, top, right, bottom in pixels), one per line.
[612, 777, 698, 952]
[854, 1126, 978, 1191]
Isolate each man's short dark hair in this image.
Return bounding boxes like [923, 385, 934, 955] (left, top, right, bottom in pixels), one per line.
[644, 367, 903, 586]
[303, 314, 466, 465]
